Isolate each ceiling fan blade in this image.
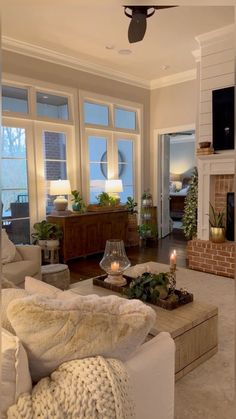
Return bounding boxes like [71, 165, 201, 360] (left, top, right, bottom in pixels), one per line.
[154, 6, 177, 10]
[128, 11, 147, 43]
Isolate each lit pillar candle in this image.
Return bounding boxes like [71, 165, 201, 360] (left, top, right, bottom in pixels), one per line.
[170, 252, 175, 267]
[173, 249, 177, 265]
[111, 261, 120, 272]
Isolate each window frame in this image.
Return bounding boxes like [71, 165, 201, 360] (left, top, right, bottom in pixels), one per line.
[2, 75, 79, 237]
[79, 90, 142, 205]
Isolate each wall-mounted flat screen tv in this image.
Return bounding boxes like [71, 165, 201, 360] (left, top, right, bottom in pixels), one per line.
[212, 86, 234, 151]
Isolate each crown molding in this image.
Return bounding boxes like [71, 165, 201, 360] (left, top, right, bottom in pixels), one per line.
[192, 49, 201, 63]
[195, 24, 234, 46]
[2, 36, 150, 89]
[3, 36, 198, 91]
[150, 69, 197, 90]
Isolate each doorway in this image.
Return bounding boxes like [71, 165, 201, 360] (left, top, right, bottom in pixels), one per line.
[156, 128, 196, 238]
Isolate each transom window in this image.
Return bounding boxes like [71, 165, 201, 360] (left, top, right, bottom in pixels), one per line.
[2, 85, 28, 114]
[36, 92, 69, 120]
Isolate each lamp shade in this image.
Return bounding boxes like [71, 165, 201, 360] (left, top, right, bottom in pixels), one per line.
[50, 180, 71, 196]
[105, 179, 123, 193]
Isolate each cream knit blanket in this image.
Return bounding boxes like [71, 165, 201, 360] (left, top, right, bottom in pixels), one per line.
[7, 356, 135, 419]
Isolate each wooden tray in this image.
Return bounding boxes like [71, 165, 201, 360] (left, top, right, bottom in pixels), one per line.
[87, 205, 126, 212]
[93, 274, 193, 310]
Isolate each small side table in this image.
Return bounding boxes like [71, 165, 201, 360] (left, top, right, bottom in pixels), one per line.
[41, 264, 70, 290]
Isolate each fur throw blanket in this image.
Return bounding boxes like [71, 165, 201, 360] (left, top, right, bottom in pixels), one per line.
[7, 356, 135, 419]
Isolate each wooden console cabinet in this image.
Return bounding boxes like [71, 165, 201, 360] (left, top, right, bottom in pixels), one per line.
[47, 210, 128, 262]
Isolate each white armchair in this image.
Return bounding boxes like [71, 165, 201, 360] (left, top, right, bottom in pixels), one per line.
[2, 245, 42, 287]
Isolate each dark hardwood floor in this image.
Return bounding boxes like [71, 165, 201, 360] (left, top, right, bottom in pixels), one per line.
[68, 228, 187, 284]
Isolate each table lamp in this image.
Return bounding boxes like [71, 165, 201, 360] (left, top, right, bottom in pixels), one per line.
[49, 179, 72, 214]
[105, 179, 123, 202]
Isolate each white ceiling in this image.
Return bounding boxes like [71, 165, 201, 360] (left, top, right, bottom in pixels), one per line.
[1, 1, 234, 84]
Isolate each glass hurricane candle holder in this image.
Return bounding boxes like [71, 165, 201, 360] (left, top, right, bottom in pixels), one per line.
[99, 239, 131, 286]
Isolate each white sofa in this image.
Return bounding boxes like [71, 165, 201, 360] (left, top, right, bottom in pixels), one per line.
[126, 332, 175, 419]
[2, 278, 175, 419]
[2, 245, 42, 287]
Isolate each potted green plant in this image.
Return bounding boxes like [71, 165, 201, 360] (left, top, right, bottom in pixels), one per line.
[138, 223, 157, 239]
[209, 203, 225, 243]
[127, 272, 169, 302]
[126, 197, 138, 214]
[96, 192, 117, 207]
[31, 220, 63, 248]
[71, 190, 86, 213]
[126, 197, 139, 246]
[141, 190, 152, 207]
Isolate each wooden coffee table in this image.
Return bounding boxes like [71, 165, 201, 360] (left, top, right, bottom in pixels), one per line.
[70, 268, 218, 381]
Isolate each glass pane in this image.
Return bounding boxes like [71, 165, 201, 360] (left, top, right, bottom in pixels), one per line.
[120, 186, 134, 203]
[84, 102, 109, 126]
[2, 160, 28, 189]
[45, 161, 67, 180]
[119, 164, 133, 184]
[2, 85, 28, 114]
[115, 108, 136, 130]
[44, 132, 66, 160]
[88, 136, 107, 162]
[2, 219, 30, 244]
[1, 127, 26, 158]
[36, 92, 69, 120]
[2, 190, 28, 218]
[118, 140, 133, 163]
[90, 163, 107, 180]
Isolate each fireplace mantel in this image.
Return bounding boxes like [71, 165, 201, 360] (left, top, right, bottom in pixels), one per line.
[197, 153, 235, 240]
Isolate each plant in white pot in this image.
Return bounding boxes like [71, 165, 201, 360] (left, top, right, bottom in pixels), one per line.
[209, 203, 225, 243]
[31, 220, 63, 249]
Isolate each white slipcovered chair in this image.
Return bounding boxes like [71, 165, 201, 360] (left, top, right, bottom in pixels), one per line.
[2, 245, 42, 287]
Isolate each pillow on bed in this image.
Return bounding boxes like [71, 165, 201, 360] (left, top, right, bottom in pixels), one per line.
[7, 293, 156, 382]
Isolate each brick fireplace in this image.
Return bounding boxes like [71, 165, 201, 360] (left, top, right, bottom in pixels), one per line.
[187, 156, 235, 278]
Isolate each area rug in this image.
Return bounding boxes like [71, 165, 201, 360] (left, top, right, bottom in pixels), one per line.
[156, 263, 235, 419]
[70, 263, 235, 418]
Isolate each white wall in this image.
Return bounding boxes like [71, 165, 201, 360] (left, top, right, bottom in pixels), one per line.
[197, 25, 234, 146]
[170, 140, 196, 175]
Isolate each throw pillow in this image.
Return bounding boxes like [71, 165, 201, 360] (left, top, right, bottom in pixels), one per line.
[7, 294, 156, 382]
[1, 229, 16, 264]
[2, 328, 32, 419]
[2, 288, 29, 334]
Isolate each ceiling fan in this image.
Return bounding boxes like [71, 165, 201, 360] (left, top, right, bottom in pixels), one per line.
[124, 5, 177, 44]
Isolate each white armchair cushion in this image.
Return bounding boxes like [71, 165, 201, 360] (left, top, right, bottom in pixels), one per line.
[1, 229, 16, 264]
[3, 261, 39, 286]
[25, 276, 77, 300]
[25, 276, 62, 298]
[2, 328, 32, 419]
[7, 294, 156, 382]
[2, 289, 29, 334]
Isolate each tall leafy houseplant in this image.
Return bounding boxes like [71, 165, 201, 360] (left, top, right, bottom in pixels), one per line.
[182, 167, 198, 240]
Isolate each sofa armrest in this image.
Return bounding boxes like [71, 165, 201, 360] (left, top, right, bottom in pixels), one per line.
[16, 245, 42, 266]
[125, 332, 175, 419]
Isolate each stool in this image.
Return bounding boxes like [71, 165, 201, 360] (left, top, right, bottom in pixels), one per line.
[41, 264, 70, 290]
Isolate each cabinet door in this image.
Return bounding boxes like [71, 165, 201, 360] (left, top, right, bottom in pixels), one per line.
[85, 219, 101, 254]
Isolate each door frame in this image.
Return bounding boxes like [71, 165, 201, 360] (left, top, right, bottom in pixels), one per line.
[153, 124, 195, 238]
